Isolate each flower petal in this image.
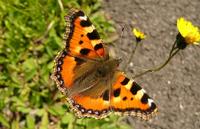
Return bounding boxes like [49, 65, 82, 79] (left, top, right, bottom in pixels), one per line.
[177, 17, 200, 44]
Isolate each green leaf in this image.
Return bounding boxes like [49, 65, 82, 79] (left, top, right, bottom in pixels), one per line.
[26, 114, 35, 129]
[48, 104, 66, 116]
[61, 113, 74, 124]
[0, 114, 9, 128]
[11, 119, 19, 129]
[17, 106, 31, 113]
[40, 111, 49, 129]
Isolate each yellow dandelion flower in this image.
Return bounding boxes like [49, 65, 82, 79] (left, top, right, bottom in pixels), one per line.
[177, 17, 200, 45]
[133, 28, 146, 42]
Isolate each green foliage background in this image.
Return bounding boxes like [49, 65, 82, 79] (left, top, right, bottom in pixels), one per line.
[0, 0, 130, 128]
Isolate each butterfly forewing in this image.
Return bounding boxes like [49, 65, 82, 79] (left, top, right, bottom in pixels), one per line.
[64, 9, 107, 60]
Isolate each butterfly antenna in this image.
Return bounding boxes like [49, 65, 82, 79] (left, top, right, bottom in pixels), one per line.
[118, 24, 131, 71]
[108, 24, 127, 60]
[119, 25, 126, 44]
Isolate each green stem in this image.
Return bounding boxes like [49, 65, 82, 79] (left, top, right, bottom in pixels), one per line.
[169, 40, 178, 56]
[152, 48, 179, 71]
[133, 46, 180, 79]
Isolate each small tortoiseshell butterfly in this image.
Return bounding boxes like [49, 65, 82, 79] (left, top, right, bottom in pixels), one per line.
[52, 9, 158, 120]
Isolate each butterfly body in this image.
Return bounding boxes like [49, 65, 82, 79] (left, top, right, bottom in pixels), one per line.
[94, 58, 120, 77]
[52, 9, 158, 120]
[66, 57, 120, 98]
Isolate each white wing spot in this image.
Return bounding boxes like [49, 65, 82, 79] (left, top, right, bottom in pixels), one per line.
[79, 15, 87, 21]
[148, 99, 154, 106]
[142, 89, 146, 93]
[81, 108, 85, 112]
[87, 110, 92, 114]
[94, 111, 99, 115]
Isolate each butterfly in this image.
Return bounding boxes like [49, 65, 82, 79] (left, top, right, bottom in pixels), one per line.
[52, 8, 158, 120]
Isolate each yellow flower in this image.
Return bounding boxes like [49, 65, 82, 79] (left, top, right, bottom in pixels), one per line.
[177, 17, 200, 45]
[132, 28, 146, 42]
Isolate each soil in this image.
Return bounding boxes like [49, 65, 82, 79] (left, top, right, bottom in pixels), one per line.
[103, 0, 200, 129]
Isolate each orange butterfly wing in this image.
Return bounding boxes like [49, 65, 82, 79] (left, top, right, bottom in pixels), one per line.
[53, 51, 111, 118]
[53, 50, 85, 90]
[66, 72, 157, 120]
[52, 9, 108, 92]
[110, 72, 158, 120]
[64, 9, 107, 60]
[68, 94, 111, 119]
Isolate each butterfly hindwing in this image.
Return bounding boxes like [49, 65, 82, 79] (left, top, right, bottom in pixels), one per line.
[67, 94, 111, 119]
[63, 71, 157, 120]
[52, 49, 102, 95]
[64, 9, 107, 60]
[52, 50, 85, 94]
[52, 44, 111, 119]
[110, 72, 158, 120]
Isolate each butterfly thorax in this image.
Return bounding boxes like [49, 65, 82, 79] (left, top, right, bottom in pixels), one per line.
[95, 58, 120, 78]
